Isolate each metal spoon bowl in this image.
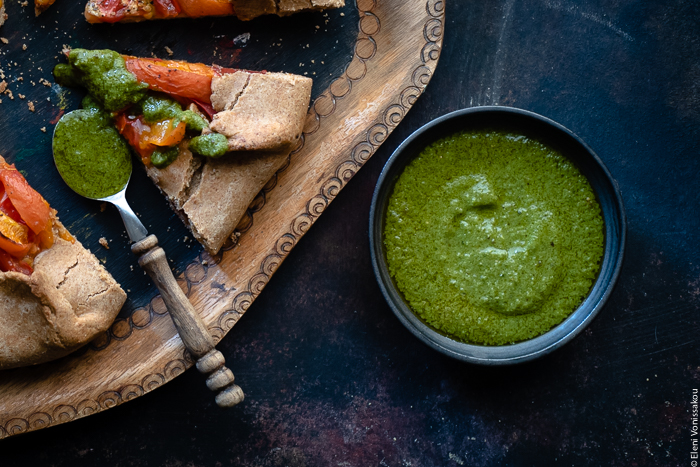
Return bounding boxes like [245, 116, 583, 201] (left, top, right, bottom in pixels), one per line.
[53, 109, 243, 407]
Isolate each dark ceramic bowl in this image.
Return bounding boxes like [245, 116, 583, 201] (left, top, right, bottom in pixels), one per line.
[369, 106, 625, 364]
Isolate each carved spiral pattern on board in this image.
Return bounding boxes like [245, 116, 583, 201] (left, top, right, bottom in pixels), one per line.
[277, 233, 296, 255]
[261, 253, 282, 276]
[53, 405, 77, 424]
[4, 419, 28, 437]
[368, 123, 389, 146]
[292, 213, 314, 236]
[321, 177, 343, 199]
[337, 160, 359, 182]
[28, 412, 52, 430]
[427, 0, 445, 17]
[413, 65, 433, 87]
[218, 310, 241, 333]
[121, 385, 144, 401]
[352, 141, 374, 165]
[142, 373, 165, 392]
[77, 399, 99, 416]
[231, 291, 253, 315]
[3, 0, 444, 438]
[401, 86, 422, 108]
[384, 104, 406, 127]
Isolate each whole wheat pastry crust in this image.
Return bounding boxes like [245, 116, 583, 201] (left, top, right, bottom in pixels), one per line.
[0, 235, 126, 370]
[234, 0, 345, 21]
[210, 71, 311, 152]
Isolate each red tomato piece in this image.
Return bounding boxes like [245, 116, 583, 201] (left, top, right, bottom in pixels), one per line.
[0, 187, 23, 224]
[90, 0, 127, 23]
[0, 249, 33, 274]
[114, 113, 157, 164]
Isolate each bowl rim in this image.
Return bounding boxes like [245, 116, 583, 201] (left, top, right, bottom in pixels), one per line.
[369, 106, 626, 365]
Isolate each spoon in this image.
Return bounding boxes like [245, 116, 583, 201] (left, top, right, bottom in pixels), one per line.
[53, 109, 244, 408]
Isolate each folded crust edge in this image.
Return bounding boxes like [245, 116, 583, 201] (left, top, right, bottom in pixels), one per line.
[0, 236, 126, 370]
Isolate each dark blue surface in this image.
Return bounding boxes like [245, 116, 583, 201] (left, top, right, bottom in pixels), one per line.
[3, 0, 700, 465]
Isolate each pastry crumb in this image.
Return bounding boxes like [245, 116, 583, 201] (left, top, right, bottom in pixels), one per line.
[164, 46, 174, 56]
[40, 127, 46, 132]
[27, 101, 34, 112]
[0, 38, 8, 45]
[99, 237, 110, 249]
[22, 44, 27, 51]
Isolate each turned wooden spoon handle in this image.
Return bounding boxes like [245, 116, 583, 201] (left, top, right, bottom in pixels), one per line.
[132, 235, 244, 408]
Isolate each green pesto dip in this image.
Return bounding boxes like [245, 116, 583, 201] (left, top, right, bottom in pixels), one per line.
[53, 105, 132, 199]
[383, 130, 604, 345]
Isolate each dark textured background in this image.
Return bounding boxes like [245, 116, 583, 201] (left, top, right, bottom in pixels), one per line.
[2, 0, 700, 466]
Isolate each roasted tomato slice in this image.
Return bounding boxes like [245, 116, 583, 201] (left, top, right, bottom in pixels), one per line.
[142, 120, 186, 147]
[89, 0, 127, 23]
[0, 189, 22, 223]
[115, 113, 157, 163]
[177, 0, 234, 18]
[0, 158, 51, 236]
[0, 219, 35, 259]
[0, 211, 29, 245]
[153, 0, 181, 17]
[115, 113, 186, 165]
[124, 56, 215, 104]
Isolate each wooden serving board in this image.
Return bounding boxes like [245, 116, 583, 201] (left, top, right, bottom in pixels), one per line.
[0, 0, 444, 437]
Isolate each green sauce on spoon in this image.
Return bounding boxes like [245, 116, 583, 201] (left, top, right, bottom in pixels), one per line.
[53, 105, 132, 199]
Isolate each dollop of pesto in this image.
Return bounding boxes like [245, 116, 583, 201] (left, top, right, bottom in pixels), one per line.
[180, 110, 208, 132]
[139, 95, 182, 122]
[53, 104, 132, 199]
[151, 146, 180, 168]
[383, 130, 604, 345]
[137, 96, 207, 131]
[188, 133, 229, 158]
[53, 49, 148, 112]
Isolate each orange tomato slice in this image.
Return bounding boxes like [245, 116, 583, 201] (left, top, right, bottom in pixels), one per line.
[153, 0, 181, 17]
[0, 211, 29, 245]
[115, 113, 186, 165]
[0, 158, 51, 236]
[124, 56, 215, 104]
[177, 0, 233, 18]
[142, 120, 186, 147]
